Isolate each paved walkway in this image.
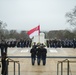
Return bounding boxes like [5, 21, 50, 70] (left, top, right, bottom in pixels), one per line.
[0, 48, 76, 75]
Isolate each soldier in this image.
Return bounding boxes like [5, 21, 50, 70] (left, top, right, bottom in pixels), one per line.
[0, 40, 8, 57]
[36, 45, 42, 65]
[41, 44, 47, 65]
[4, 41, 8, 55]
[73, 38, 76, 48]
[1, 52, 8, 75]
[30, 46, 36, 65]
[46, 40, 49, 48]
[32, 42, 37, 49]
[0, 40, 5, 57]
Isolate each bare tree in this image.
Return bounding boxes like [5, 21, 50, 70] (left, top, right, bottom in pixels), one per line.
[9, 30, 19, 39]
[0, 20, 7, 39]
[19, 31, 29, 39]
[65, 6, 76, 27]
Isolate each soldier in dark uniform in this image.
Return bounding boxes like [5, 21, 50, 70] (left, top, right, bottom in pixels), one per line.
[4, 41, 8, 55]
[73, 38, 76, 48]
[36, 45, 42, 65]
[41, 44, 47, 65]
[30, 46, 36, 65]
[0, 40, 5, 57]
[1, 52, 8, 75]
[46, 40, 49, 48]
[53, 39, 57, 48]
[33, 42, 37, 49]
[28, 40, 31, 47]
[0, 40, 8, 57]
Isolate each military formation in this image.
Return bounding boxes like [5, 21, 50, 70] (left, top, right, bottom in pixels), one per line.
[30, 42, 47, 66]
[5, 39, 32, 48]
[46, 38, 76, 48]
[0, 38, 76, 49]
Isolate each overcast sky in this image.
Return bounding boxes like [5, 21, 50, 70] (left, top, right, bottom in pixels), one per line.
[0, 0, 76, 31]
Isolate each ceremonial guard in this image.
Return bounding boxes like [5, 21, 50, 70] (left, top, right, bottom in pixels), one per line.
[30, 46, 36, 65]
[41, 44, 47, 65]
[36, 45, 42, 65]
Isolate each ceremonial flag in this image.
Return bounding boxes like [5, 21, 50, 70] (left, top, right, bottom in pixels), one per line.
[27, 25, 40, 38]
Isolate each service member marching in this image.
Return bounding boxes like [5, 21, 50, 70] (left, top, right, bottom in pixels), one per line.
[30, 46, 36, 65]
[36, 45, 42, 65]
[36, 44, 47, 66]
[41, 44, 47, 65]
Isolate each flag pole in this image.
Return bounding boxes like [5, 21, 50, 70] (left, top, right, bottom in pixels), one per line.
[39, 31, 40, 44]
[38, 25, 40, 44]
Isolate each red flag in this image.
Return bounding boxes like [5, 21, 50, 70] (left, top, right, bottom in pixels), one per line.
[27, 25, 40, 38]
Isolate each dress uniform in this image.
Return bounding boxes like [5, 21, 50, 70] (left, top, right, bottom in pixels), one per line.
[30, 47, 36, 65]
[0, 40, 8, 57]
[41, 46, 47, 65]
[36, 45, 42, 65]
[1, 52, 8, 75]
